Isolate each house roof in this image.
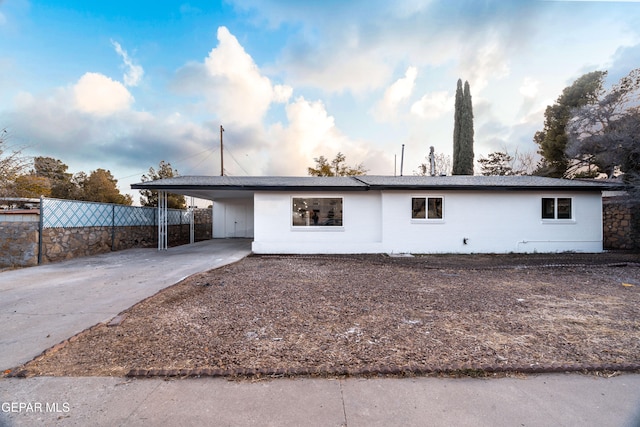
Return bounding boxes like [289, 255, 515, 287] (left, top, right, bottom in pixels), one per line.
[131, 175, 624, 200]
[131, 176, 369, 200]
[132, 175, 368, 190]
[355, 175, 624, 190]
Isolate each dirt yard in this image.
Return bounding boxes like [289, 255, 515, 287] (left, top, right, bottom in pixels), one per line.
[13, 252, 640, 378]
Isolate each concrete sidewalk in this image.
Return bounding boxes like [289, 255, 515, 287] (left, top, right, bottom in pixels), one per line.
[0, 239, 252, 370]
[1, 374, 639, 426]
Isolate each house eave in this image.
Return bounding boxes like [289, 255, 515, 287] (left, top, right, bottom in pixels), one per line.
[130, 175, 624, 197]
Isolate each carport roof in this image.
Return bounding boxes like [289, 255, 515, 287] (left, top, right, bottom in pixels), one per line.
[131, 175, 624, 200]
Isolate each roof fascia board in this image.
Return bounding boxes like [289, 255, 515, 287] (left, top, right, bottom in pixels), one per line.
[130, 184, 370, 192]
[370, 185, 616, 192]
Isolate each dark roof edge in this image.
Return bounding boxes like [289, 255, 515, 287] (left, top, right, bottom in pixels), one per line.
[130, 176, 626, 192]
[129, 183, 370, 192]
[368, 184, 620, 192]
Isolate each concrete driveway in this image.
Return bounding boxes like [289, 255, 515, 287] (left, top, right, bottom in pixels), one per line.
[0, 239, 252, 370]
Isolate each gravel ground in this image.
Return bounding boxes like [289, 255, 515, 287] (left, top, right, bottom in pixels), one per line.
[11, 252, 640, 378]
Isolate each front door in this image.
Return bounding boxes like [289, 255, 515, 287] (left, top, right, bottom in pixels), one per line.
[223, 200, 253, 238]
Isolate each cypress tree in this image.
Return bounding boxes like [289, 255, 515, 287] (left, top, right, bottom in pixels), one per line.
[452, 79, 464, 175]
[452, 79, 475, 175]
[461, 80, 475, 174]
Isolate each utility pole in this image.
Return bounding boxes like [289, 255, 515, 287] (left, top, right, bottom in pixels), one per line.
[220, 125, 224, 176]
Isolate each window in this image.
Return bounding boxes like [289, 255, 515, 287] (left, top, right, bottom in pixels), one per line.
[412, 197, 443, 220]
[542, 197, 572, 220]
[292, 197, 343, 227]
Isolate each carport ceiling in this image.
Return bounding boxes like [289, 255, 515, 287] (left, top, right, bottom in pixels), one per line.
[173, 189, 255, 200]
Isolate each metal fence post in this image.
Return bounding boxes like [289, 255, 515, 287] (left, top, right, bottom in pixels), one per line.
[158, 191, 168, 250]
[190, 197, 195, 244]
[111, 204, 115, 251]
[38, 196, 44, 265]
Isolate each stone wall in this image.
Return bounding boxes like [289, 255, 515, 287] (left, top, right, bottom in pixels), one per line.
[194, 208, 212, 240]
[1, 208, 214, 267]
[40, 224, 200, 263]
[0, 221, 39, 268]
[603, 197, 638, 250]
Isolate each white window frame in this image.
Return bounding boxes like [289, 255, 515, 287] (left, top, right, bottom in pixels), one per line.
[541, 196, 575, 223]
[291, 196, 345, 231]
[411, 195, 445, 223]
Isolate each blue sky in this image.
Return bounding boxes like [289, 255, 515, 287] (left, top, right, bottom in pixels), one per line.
[1, 0, 639, 203]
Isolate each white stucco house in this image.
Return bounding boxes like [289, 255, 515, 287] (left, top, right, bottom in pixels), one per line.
[131, 175, 621, 254]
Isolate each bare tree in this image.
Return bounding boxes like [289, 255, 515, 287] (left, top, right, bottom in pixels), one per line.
[416, 152, 452, 176]
[477, 148, 537, 176]
[0, 129, 30, 198]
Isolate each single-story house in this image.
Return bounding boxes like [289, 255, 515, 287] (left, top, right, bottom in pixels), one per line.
[131, 175, 622, 254]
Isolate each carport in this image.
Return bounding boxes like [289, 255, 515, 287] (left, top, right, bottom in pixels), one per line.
[132, 177, 257, 250]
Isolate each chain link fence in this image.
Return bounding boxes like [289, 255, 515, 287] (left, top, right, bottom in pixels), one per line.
[40, 197, 189, 228]
[37, 197, 197, 264]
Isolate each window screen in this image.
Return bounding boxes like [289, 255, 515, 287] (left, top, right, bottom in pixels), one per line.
[427, 197, 443, 219]
[542, 197, 572, 219]
[412, 197, 443, 220]
[542, 198, 555, 219]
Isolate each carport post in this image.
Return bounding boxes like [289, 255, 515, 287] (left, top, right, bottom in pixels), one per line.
[158, 191, 168, 250]
[189, 196, 195, 244]
[38, 196, 44, 265]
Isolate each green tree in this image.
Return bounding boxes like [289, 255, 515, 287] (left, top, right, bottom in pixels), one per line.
[307, 152, 367, 176]
[452, 79, 474, 175]
[14, 175, 52, 198]
[566, 68, 640, 196]
[32, 156, 81, 199]
[80, 169, 133, 205]
[534, 71, 606, 177]
[139, 161, 186, 209]
[478, 152, 514, 176]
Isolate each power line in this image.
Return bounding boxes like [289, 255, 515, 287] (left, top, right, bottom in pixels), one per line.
[116, 147, 216, 181]
[224, 145, 251, 175]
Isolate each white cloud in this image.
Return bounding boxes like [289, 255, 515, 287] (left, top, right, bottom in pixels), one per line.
[204, 26, 294, 115]
[374, 66, 417, 121]
[273, 84, 293, 103]
[0, 11, 6, 26]
[267, 97, 346, 174]
[73, 72, 134, 115]
[280, 45, 393, 94]
[410, 91, 454, 120]
[519, 77, 539, 98]
[10, 82, 218, 194]
[111, 40, 144, 87]
[170, 26, 388, 176]
[458, 34, 511, 93]
[234, 0, 539, 96]
[265, 96, 387, 175]
[174, 26, 292, 127]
